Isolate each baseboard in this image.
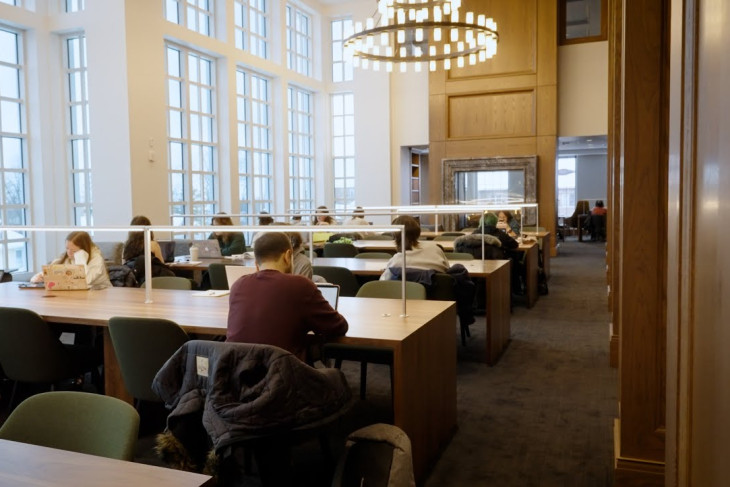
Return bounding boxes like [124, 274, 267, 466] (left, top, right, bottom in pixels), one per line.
[614, 419, 665, 486]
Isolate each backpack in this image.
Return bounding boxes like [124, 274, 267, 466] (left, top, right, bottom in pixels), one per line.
[128, 255, 175, 285]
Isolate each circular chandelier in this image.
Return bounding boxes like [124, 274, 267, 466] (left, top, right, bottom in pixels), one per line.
[344, 0, 498, 72]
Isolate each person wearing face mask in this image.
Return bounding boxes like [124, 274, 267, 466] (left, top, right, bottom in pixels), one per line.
[226, 232, 348, 362]
[31, 231, 112, 290]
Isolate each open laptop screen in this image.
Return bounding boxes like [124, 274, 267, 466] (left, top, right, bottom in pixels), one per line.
[316, 283, 340, 310]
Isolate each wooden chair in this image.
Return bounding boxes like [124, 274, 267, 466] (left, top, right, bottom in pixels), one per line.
[0, 391, 139, 461]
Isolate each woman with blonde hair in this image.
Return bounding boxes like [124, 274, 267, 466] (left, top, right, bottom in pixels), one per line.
[31, 231, 112, 289]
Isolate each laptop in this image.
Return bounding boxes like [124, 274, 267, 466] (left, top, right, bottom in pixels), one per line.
[316, 283, 340, 310]
[192, 239, 222, 258]
[41, 264, 89, 290]
[225, 265, 257, 289]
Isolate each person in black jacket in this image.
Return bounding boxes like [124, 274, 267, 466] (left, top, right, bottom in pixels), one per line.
[473, 212, 524, 295]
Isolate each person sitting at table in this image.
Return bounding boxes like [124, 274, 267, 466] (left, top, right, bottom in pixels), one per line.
[226, 232, 348, 362]
[380, 215, 450, 281]
[122, 215, 164, 263]
[251, 211, 275, 247]
[473, 212, 524, 295]
[345, 206, 370, 226]
[497, 210, 520, 238]
[288, 231, 313, 279]
[31, 231, 112, 290]
[208, 213, 246, 256]
[584, 200, 608, 241]
[312, 205, 336, 225]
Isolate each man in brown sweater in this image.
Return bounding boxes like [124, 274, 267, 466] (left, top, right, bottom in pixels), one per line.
[226, 232, 348, 362]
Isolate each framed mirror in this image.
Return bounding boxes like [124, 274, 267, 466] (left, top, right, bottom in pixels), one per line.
[442, 156, 538, 229]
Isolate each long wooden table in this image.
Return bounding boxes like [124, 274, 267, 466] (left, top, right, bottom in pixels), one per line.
[0, 283, 455, 485]
[313, 257, 512, 365]
[350, 240, 540, 308]
[0, 439, 213, 486]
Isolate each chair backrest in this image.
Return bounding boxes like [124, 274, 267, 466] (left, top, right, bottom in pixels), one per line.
[323, 243, 359, 258]
[208, 262, 230, 290]
[356, 281, 426, 300]
[108, 317, 189, 402]
[149, 276, 192, 290]
[0, 391, 140, 461]
[96, 241, 124, 265]
[426, 273, 456, 301]
[443, 252, 474, 261]
[312, 266, 360, 297]
[331, 423, 415, 487]
[0, 307, 73, 382]
[354, 252, 392, 260]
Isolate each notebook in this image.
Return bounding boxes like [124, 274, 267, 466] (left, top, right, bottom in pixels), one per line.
[42, 264, 89, 291]
[192, 239, 222, 258]
[225, 265, 258, 289]
[316, 283, 340, 310]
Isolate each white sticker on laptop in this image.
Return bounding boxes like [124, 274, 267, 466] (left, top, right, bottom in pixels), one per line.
[196, 356, 209, 377]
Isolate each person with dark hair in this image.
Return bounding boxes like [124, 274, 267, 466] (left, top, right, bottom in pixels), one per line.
[30, 231, 111, 290]
[258, 211, 275, 226]
[496, 210, 521, 237]
[380, 215, 450, 281]
[208, 212, 246, 256]
[591, 200, 607, 215]
[226, 232, 348, 362]
[346, 206, 369, 226]
[473, 212, 524, 294]
[584, 200, 608, 241]
[312, 205, 336, 225]
[122, 215, 164, 263]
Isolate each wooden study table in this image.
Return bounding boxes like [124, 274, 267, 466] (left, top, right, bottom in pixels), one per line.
[314, 257, 512, 365]
[350, 239, 540, 308]
[0, 283, 455, 484]
[0, 439, 213, 486]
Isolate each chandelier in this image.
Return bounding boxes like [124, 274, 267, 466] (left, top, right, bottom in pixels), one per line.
[344, 0, 498, 73]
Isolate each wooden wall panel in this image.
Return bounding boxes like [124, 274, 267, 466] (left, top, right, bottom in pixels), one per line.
[612, 0, 668, 483]
[447, 0, 537, 79]
[429, 0, 557, 244]
[447, 91, 536, 139]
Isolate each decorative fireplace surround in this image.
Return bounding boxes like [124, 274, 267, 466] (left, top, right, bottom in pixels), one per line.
[442, 156, 538, 230]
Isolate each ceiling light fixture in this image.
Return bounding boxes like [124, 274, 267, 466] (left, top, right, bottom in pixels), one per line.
[344, 0, 498, 73]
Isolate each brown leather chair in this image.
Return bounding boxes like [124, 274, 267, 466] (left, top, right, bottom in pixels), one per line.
[564, 200, 590, 236]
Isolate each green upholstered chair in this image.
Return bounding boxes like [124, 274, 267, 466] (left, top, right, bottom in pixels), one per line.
[0, 307, 100, 409]
[0, 391, 140, 461]
[356, 280, 426, 300]
[207, 262, 230, 290]
[108, 317, 189, 404]
[312, 266, 360, 297]
[149, 276, 193, 290]
[325, 281, 426, 400]
[323, 243, 359, 258]
[443, 252, 475, 261]
[354, 252, 392, 260]
[362, 234, 393, 240]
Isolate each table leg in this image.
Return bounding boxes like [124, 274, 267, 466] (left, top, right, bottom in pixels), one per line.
[485, 262, 511, 365]
[392, 305, 457, 485]
[524, 245, 539, 308]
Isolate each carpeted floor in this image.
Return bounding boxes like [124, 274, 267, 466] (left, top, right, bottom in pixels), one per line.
[0, 238, 616, 486]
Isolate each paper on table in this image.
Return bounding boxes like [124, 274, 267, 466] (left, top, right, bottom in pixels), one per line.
[192, 290, 230, 297]
[171, 260, 202, 266]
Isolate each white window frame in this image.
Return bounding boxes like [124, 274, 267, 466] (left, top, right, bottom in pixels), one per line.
[286, 4, 312, 77]
[234, 0, 270, 60]
[236, 68, 273, 230]
[331, 18, 353, 83]
[166, 44, 218, 231]
[287, 85, 314, 212]
[331, 92, 355, 211]
[165, 0, 214, 37]
[65, 0, 85, 12]
[0, 26, 30, 272]
[63, 32, 93, 226]
[557, 156, 577, 218]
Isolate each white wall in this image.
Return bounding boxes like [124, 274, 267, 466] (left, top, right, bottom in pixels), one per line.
[558, 41, 608, 136]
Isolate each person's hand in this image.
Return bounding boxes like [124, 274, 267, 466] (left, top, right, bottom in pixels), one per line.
[30, 272, 44, 283]
[72, 249, 90, 265]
